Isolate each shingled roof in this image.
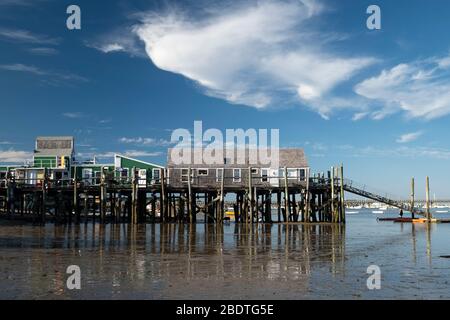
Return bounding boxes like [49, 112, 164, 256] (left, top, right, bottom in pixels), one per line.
[167, 148, 308, 168]
[34, 136, 74, 157]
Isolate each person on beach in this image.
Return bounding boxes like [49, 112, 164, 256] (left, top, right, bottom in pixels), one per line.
[399, 209, 404, 218]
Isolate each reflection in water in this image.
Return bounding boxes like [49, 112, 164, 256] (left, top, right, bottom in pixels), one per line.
[0, 222, 346, 298]
[1, 212, 450, 299]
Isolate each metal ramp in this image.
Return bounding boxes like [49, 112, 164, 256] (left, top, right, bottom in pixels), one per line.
[342, 179, 425, 216]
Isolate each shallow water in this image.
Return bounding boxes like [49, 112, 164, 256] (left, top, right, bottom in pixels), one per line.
[0, 209, 449, 299]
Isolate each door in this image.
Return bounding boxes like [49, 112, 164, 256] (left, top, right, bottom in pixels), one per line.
[28, 171, 37, 185]
[82, 169, 93, 185]
[138, 169, 147, 187]
[269, 168, 279, 187]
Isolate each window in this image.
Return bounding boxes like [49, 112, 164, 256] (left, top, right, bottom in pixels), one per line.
[299, 169, 306, 181]
[216, 168, 223, 182]
[82, 168, 93, 185]
[261, 169, 268, 182]
[0, 172, 6, 188]
[121, 168, 129, 178]
[94, 171, 101, 185]
[224, 158, 231, 165]
[197, 169, 209, 176]
[251, 168, 259, 175]
[287, 169, 297, 179]
[152, 168, 161, 184]
[233, 168, 241, 182]
[181, 168, 193, 183]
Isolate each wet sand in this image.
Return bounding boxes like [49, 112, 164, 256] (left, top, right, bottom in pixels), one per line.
[0, 210, 450, 299]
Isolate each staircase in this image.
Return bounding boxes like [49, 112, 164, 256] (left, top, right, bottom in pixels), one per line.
[342, 179, 425, 216]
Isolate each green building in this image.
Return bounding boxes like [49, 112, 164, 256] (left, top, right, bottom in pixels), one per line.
[0, 136, 164, 187]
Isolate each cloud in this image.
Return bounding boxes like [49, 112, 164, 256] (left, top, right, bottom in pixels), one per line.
[355, 55, 450, 120]
[352, 112, 368, 121]
[0, 149, 32, 163]
[118, 137, 172, 147]
[0, 27, 59, 45]
[122, 150, 163, 157]
[311, 142, 450, 160]
[0, 63, 45, 75]
[62, 112, 85, 119]
[85, 28, 145, 57]
[134, 0, 374, 114]
[28, 47, 58, 56]
[0, 0, 46, 6]
[79, 150, 163, 159]
[0, 63, 88, 84]
[396, 131, 423, 144]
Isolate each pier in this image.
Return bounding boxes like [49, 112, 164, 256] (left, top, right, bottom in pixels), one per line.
[0, 165, 347, 224]
[0, 137, 436, 224]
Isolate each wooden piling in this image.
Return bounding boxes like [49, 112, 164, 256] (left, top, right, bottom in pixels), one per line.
[339, 164, 345, 224]
[284, 167, 289, 223]
[425, 176, 431, 222]
[248, 167, 253, 224]
[305, 168, 310, 222]
[100, 167, 106, 222]
[410, 177, 415, 219]
[131, 167, 138, 224]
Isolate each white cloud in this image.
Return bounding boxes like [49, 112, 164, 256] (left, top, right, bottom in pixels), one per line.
[28, 47, 58, 56]
[0, 63, 45, 75]
[0, 63, 88, 84]
[0, 27, 59, 45]
[312, 143, 450, 160]
[352, 112, 368, 121]
[134, 0, 374, 114]
[396, 131, 423, 144]
[62, 112, 85, 119]
[0, 0, 46, 6]
[89, 42, 125, 54]
[85, 28, 145, 57]
[79, 150, 163, 159]
[0, 149, 32, 163]
[355, 55, 450, 120]
[122, 150, 163, 157]
[118, 137, 172, 146]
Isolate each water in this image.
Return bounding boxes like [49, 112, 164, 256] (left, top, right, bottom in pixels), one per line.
[0, 209, 449, 299]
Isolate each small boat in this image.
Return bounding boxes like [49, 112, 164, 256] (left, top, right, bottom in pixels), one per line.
[372, 210, 384, 214]
[436, 210, 448, 213]
[346, 211, 359, 214]
[412, 218, 438, 223]
[379, 217, 413, 223]
[225, 207, 235, 221]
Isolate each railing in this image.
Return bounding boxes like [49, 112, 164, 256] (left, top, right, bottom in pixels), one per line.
[342, 178, 425, 215]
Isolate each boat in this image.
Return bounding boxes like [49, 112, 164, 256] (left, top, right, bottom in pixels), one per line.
[347, 205, 363, 210]
[412, 218, 438, 223]
[225, 207, 236, 221]
[372, 210, 384, 214]
[346, 211, 359, 214]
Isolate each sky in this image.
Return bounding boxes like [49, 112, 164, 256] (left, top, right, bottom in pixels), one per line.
[1, 0, 450, 198]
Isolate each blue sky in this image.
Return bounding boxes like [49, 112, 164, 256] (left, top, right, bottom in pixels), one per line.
[1, 0, 450, 198]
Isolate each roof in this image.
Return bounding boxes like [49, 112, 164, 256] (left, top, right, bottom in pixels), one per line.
[115, 154, 164, 169]
[34, 136, 74, 157]
[167, 148, 308, 168]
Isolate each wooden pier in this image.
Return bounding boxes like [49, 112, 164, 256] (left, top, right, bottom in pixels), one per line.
[0, 165, 347, 224]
